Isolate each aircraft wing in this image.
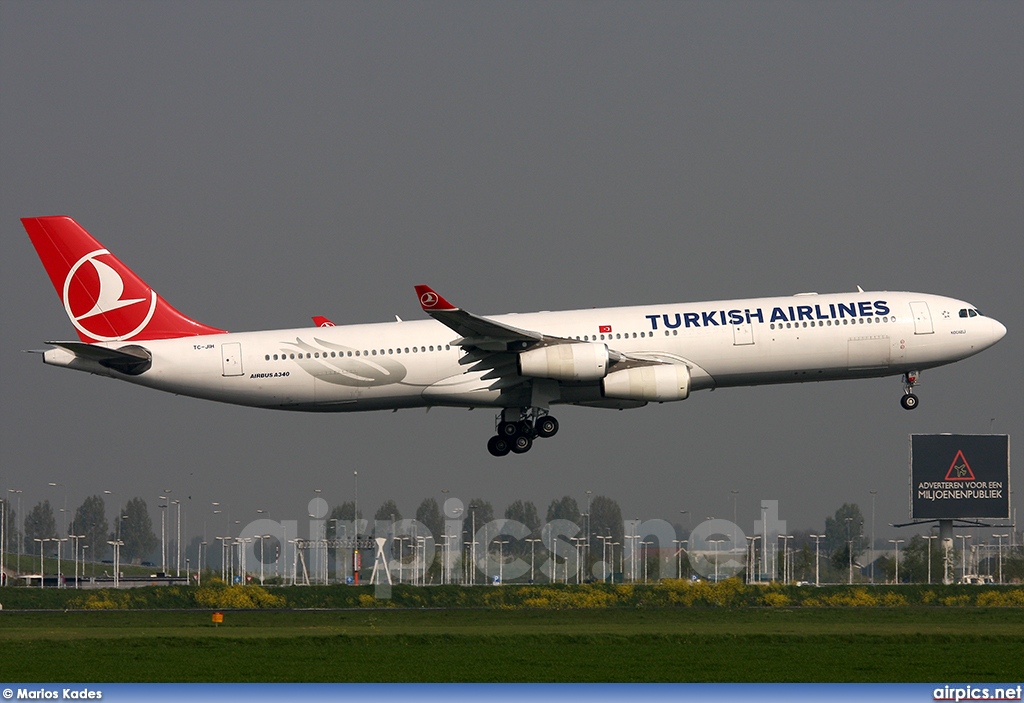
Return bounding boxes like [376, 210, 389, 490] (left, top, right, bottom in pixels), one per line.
[414, 285, 544, 349]
[413, 285, 666, 369]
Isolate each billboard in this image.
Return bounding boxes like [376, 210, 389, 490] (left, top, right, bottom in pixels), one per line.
[910, 434, 1010, 520]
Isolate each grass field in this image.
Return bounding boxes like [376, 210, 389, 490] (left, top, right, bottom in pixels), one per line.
[2, 608, 1022, 682]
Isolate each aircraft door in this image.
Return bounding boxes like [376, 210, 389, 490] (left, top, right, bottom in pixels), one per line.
[732, 322, 754, 346]
[909, 301, 934, 335]
[221, 342, 244, 376]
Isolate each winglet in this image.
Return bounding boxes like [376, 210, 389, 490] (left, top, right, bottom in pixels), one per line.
[414, 285, 458, 312]
[312, 316, 335, 327]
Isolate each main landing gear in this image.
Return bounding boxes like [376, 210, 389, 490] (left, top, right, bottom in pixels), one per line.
[900, 371, 920, 410]
[487, 408, 559, 457]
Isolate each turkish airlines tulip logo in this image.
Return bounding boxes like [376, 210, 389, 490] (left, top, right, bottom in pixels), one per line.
[420, 291, 439, 308]
[63, 249, 157, 341]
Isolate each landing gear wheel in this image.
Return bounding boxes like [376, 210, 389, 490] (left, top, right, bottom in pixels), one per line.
[487, 435, 511, 456]
[500, 422, 520, 437]
[511, 434, 533, 454]
[900, 393, 919, 410]
[535, 416, 559, 438]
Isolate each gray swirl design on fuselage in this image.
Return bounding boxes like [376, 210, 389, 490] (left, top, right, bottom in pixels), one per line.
[283, 337, 408, 387]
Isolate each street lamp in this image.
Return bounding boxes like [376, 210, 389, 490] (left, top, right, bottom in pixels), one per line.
[171, 499, 181, 577]
[468, 504, 478, 586]
[778, 535, 793, 582]
[8, 489, 23, 568]
[585, 490, 593, 575]
[993, 534, 1008, 584]
[709, 539, 725, 582]
[34, 538, 51, 589]
[158, 496, 169, 574]
[869, 489, 877, 583]
[48, 482, 67, 537]
[956, 534, 972, 582]
[526, 537, 542, 584]
[923, 533, 939, 584]
[673, 539, 687, 579]
[625, 531, 640, 583]
[106, 540, 123, 588]
[810, 534, 825, 586]
[70, 534, 85, 589]
[496, 539, 509, 584]
[889, 539, 904, 583]
[640, 540, 653, 583]
[745, 536, 759, 584]
[845, 517, 855, 585]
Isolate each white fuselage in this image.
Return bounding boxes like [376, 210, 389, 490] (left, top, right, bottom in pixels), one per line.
[44, 290, 1005, 412]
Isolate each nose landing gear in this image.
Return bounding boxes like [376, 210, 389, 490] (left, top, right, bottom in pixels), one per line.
[487, 407, 559, 456]
[900, 371, 920, 410]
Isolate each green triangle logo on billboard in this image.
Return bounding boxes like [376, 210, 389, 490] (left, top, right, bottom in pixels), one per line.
[944, 449, 976, 481]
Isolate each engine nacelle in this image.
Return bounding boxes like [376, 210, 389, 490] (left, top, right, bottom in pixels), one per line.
[601, 363, 690, 402]
[517, 343, 609, 382]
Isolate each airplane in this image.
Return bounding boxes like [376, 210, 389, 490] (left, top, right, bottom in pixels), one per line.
[22, 216, 1007, 456]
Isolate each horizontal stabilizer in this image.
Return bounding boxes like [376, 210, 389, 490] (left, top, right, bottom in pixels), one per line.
[48, 341, 152, 375]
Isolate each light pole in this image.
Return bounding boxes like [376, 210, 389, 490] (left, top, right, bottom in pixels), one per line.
[171, 499, 181, 578]
[745, 536, 758, 584]
[496, 539, 509, 584]
[924, 533, 939, 584]
[730, 490, 739, 555]
[468, 504, 477, 586]
[48, 482, 67, 537]
[993, 534, 1008, 583]
[597, 535, 612, 583]
[889, 539, 904, 583]
[845, 517, 855, 585]
[761, 505, 768, 583]
[810, 534, 824, 586]
[352, 471, 359, 539]
[70, 534, 85, 588]
[778, 535, 793, 582]
[257, 534, 271, 585]
[869, 490, 877, 583]
[640, 540, 652, 583]
[526, 537, 542, 584]
[199, 541, 207, 586]
[158, 496, 168, 574]
[8, 489, 23, 569]
[673, 539, 687, 579]
[956, 534, 971, 581]
[709, 539, 725, 582]
[585, 490, 593, 575]
[106, 540, 122, 588]
[34, 538, 50, 588]
[626, 530, 640, 583]
[55, 537, 68, 588]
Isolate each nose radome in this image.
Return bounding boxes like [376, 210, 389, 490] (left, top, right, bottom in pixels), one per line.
[990, 317, 1007, 343]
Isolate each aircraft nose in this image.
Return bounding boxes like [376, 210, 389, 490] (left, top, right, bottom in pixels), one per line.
[990, 317, 1007, 343]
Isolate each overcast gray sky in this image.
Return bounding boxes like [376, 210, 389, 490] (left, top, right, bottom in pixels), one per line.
[1, 1, 1020, 548]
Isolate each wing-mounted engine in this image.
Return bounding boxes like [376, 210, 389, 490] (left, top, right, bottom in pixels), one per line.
[516, 342, 610, 382]
[602, 362, 690, 402]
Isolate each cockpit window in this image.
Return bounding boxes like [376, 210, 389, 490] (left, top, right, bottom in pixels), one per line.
[960, 308, 982, 318]
[959, 309, 968, 318]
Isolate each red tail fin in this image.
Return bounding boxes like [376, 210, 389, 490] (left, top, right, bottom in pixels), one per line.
[23, 216, 227, 342]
